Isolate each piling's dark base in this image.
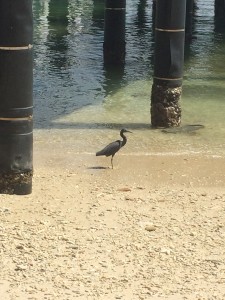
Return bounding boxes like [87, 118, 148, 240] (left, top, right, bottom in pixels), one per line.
[151, 83, 182, 128]
[0, 171, 32, 195]
[103, 42, 126, 65]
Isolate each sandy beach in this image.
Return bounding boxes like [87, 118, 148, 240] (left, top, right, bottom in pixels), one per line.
[0, 141, 225, 300]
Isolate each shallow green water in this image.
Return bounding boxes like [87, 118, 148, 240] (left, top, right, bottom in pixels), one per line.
[33, 0, 225, 156]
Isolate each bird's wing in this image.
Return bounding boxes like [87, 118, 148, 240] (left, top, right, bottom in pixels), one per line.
[96, 140, 121, 157]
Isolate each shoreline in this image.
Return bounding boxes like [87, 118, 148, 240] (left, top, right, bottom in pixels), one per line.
[34, 146, 225, 188]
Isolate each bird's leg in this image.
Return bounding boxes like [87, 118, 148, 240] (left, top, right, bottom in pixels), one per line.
[111, 156, 114, 169]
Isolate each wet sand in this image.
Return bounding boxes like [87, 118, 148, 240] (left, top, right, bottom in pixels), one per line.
[0, 143, 225, 299]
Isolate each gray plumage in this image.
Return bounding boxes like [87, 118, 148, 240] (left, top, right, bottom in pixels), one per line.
[96, 129, 132, 169]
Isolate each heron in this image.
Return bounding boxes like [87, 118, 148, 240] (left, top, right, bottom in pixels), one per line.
[96, 129, 132, 169]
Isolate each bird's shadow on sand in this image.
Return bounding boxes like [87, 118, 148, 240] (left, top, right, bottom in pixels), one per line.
[87, 166, 111, 170]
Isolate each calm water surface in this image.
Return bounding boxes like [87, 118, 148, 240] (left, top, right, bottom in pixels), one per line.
[33, 0, 225, 156]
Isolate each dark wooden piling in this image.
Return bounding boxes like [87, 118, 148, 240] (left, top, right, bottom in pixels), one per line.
[215, 0, 225, 12]
[47, 0, 69, 69]
[93, 0, 105, 26]
[185, 0, 194, 41]
[103, 0, 126, 65]
[0, 0, 33, 194]
[48, 0, 69, 25]
[137, 0, 147, 26]
[215, 0, 225, 32]
[150, 0, 186, 128]
[152, 0, 156, 27]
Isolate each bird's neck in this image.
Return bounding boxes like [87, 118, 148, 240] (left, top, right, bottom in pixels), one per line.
[121, 133, 127, 147]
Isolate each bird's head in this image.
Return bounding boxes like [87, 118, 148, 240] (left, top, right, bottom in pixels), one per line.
[120, 128, 132, 134]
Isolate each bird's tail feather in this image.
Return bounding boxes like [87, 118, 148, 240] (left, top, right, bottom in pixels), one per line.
[96, 150, 103, 156]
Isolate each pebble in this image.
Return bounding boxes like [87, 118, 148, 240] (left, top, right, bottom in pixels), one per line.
[160, 248, 172, 255]
[15, 265, 27, 271]
[125, 196, 136, 201]
[145, 225, 156, 232]
[117, 187, 131, 192]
